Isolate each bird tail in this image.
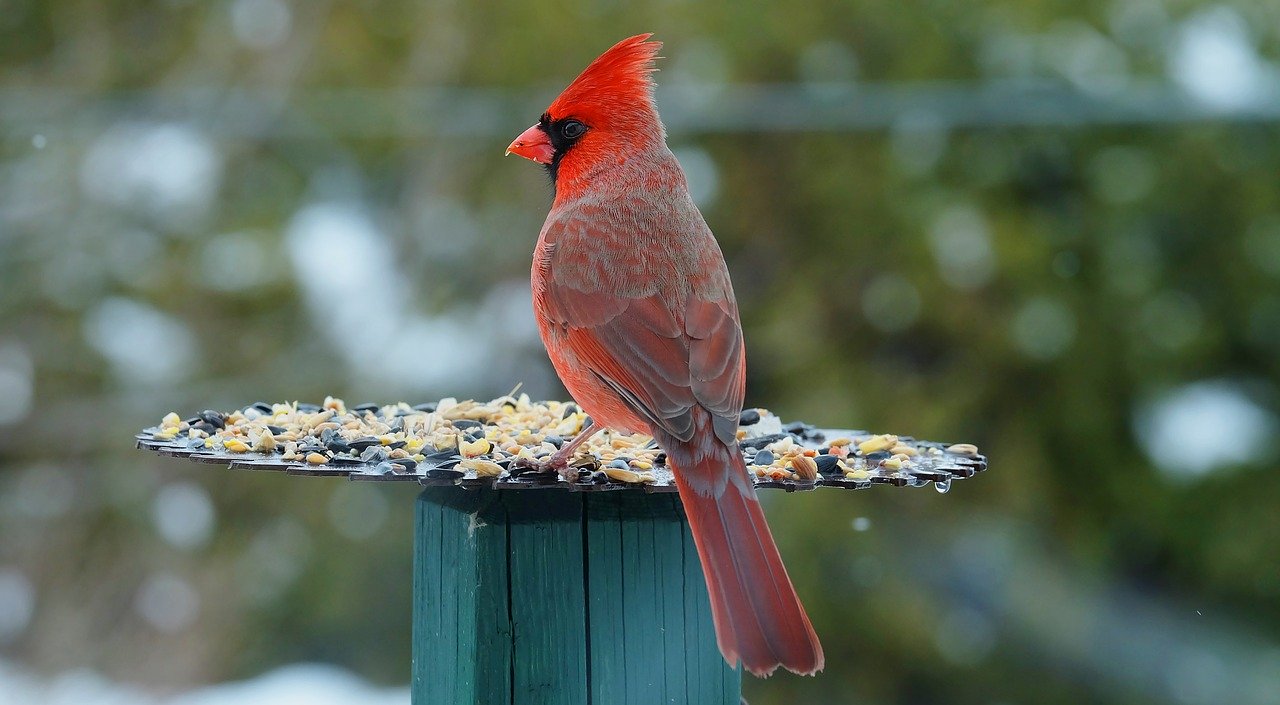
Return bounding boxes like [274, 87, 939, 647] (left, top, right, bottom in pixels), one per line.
[668, 441, 824, 677]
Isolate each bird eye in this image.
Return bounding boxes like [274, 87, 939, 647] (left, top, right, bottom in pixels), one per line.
[560, 120, 587, 140]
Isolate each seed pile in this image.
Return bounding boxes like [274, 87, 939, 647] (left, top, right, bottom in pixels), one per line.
[139, 396, 986, 492]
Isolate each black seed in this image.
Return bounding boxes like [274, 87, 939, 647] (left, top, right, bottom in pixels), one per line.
[653, 452, 666, 466]
[753, 450, 775, 466]
[300, 445, 326, 455]
[452, 420, 483, 431]
[545, 434, 565, 448]
[739, 409, 761, 426]
[424, 449, 461, 463]
[582, 415, 593, 427]
[740, 433, 786, 450]
[326, 439, 352, 454]
[389, 417, 404, 432]
[349, 437, 381, 452]
[193, 421, 218, 435]
[590, 470, 609, 484]
[783, 421, 810, 434]
[266, 425, 286, 435]
[386, 440, 407, 450]
[198, 410, 226, 429]
[608, 458, 628, 469]
[360, 446, 388, 463]
[391, 457, 418, 470]
[319, 428, 337, 444]
[815, 455, 840, 474]
[510, 463, 555, 479]
[354, 403, 379, 412]
[297, 403, 321, 413]
[561, 404, 579, 419]
[413, 402, 438, 412]
[250, 402, 273, 413]
[866, 450, 891, 461]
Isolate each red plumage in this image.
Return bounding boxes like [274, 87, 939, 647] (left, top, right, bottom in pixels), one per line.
[509, 34, 823, 678]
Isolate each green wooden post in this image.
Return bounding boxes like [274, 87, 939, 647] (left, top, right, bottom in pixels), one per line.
[412, 487, 742, 705]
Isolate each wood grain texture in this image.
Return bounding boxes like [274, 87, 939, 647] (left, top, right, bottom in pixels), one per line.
[507, 491, 590, 705]
[414, 487, 740, 705]
[414, 487, 512, 704]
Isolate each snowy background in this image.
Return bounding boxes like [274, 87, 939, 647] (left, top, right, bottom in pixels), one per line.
[2, 1, 1280, 704]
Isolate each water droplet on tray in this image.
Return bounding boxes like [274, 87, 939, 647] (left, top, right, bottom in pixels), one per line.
[934, 478, 952, 494]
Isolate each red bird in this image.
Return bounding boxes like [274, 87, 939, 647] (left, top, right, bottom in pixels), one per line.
[506, 34, 823, 677]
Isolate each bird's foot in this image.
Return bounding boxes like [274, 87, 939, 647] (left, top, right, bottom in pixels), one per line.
[510, 453, 579, 484]
[508, 419, 601, 484]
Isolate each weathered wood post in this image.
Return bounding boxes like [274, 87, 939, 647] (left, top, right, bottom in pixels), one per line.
[413, 486, 740, 705]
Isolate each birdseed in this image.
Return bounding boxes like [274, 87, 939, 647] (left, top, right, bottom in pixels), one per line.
[136, 395, 986, 493]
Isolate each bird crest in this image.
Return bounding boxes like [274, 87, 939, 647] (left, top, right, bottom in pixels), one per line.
[548, 33, 662, 120]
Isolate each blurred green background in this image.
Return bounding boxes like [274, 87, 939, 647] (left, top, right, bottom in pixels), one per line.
[2, 0, 1280, 703]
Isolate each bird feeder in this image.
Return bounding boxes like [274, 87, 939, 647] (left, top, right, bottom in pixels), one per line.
[137, 396, 987, 704]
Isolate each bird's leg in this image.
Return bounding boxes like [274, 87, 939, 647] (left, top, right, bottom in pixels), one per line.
[549, 419, 599, 466]
[512, 420, 599, 482]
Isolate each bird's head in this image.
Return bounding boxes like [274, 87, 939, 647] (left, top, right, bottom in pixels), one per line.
[506, 34, 664, 188]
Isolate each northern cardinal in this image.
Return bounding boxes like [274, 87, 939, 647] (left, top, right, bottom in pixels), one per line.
[506, 34, 823, 677]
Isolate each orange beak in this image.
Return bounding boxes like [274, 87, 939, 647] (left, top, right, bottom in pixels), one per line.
[505, 123, 555, 164]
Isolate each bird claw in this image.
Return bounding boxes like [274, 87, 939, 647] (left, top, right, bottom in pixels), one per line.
[510, 455, 579, 484]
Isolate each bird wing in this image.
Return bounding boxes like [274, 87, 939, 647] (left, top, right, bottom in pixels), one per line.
[540, 221, 745, 448]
